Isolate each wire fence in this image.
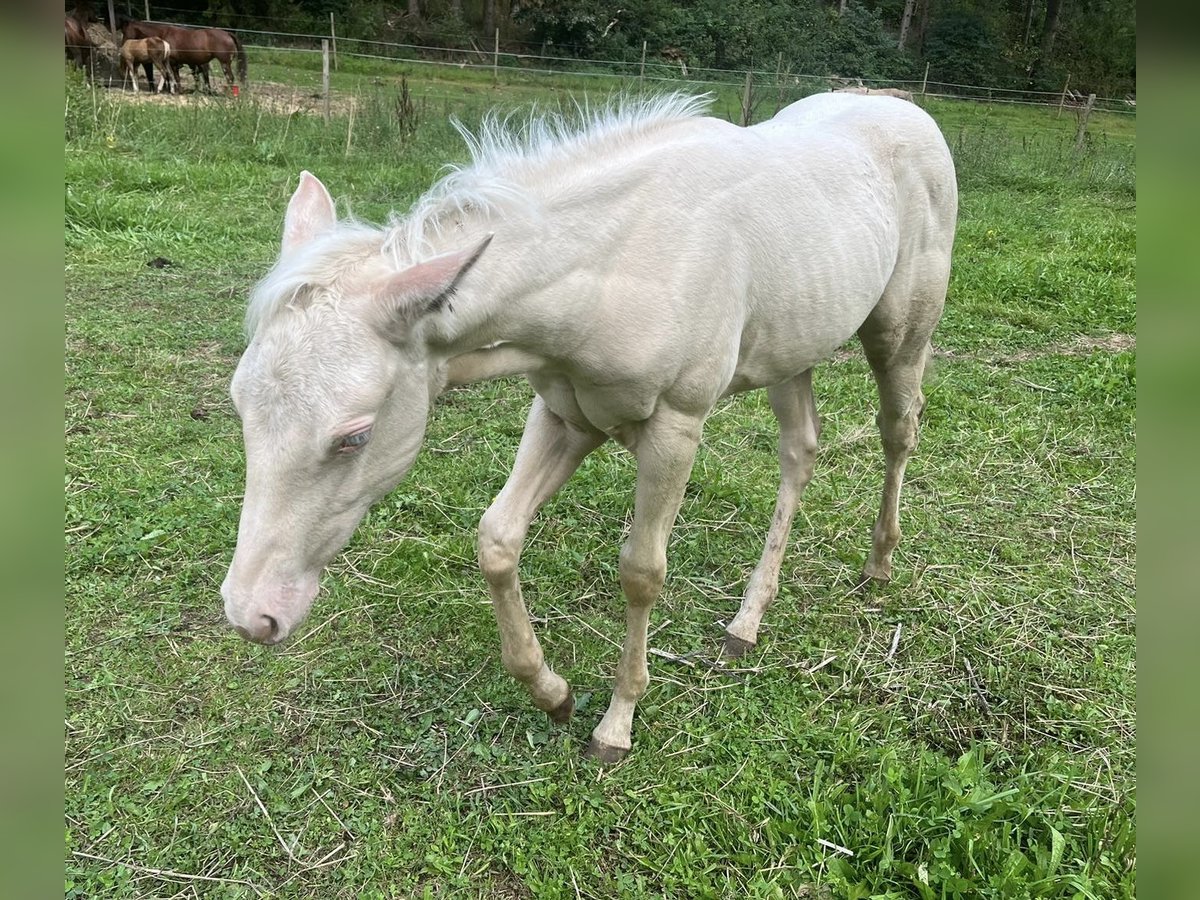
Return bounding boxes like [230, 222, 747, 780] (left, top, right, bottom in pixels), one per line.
[88, 14, 1136, 117]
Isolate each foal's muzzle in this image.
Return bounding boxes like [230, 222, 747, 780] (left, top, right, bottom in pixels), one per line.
[234, 615, 282, 645]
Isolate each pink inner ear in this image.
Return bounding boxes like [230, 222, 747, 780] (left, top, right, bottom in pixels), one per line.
[394, 253, 471, 297]
[380, 239, 491, 305]
[282, 171, 336, 254]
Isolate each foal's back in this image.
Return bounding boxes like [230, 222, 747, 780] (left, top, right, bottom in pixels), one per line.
[587, 92, 956, 400]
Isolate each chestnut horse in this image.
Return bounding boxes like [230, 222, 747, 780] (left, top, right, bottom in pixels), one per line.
[118, 18, 246, 92]
[64, 16, 91, 70]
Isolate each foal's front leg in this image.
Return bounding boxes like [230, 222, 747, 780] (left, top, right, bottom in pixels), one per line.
[478, 397, 605, 720]
[587, 406, 704, 762]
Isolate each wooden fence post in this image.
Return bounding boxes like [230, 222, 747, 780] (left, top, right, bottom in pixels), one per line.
[1057, 73, 1071, 118]
[144, 1, 150, 20]
[774, 52, 788, 113]
[640, 40, 647, 87]
[493, 29, 499, 85]
[1074, 92, 1095, 150]
[330, 13, 337, 70]
[740, 70, 753, 126]
[345, 89, 357, 156]
[921, 61, 930, 96]
[322, 39, 331, 123]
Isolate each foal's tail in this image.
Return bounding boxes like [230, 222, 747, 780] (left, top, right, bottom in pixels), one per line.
[232, 31, 248, 86]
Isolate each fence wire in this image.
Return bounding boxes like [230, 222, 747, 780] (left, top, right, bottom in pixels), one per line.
[93, 16, 1135, 116]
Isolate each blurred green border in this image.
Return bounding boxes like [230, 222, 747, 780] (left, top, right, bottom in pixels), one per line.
[1136, 35, 1199, 899]
[0, 7, 66, 898]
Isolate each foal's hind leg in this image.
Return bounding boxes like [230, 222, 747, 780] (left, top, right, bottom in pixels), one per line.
[724, 370, 821, 657]
[478, 397, 606, 722]
[858, 306, 940, 584]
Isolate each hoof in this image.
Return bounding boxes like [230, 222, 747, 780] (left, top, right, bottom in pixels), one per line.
[546, 691, 575, 724]
[723, 632, 756, 659]
[583, 737, 629, 764]
[854, 570, 891, 593]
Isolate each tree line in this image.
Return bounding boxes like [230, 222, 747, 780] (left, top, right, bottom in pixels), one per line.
[80, 1, 1135, 97]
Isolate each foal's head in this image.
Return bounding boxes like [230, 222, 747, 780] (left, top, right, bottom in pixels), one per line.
[222, 172, 490, 644]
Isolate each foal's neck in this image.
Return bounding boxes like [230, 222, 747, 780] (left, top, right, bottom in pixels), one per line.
[418, 212, 589, 383]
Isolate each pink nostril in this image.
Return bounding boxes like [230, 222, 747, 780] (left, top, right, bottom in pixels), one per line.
[233, 615, 281, 644]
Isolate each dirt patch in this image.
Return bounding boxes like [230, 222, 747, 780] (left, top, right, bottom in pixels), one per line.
[937, 332, 1136, 364]
[104, 77, 357, 117]
[1065, 332, 1136, 354]
[831, 332, 1135, 365]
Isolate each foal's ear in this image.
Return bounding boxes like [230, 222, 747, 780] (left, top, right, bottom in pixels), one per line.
[372, 234, 493, 337]
[281, 171, 336, 255]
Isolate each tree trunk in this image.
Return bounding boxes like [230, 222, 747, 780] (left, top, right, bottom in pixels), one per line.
[483, 0, 496, 37]
[449, 0, 462, 16]
[1032, 0, 1065, 80]
[898, 0, 916, 50]
[407, 0, 421, 21]
[913, 0, 931, 54]
[838, 0, 848, 15]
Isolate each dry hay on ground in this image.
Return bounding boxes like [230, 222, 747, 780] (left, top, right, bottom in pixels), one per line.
[109, 79, 358, 117]
[82, 22, 120, 83]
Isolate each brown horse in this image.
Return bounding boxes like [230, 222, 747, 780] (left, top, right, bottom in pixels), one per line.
[119, 37, 177, 93]
[118, 18, 247, 92]
[64, 16, 92, 70]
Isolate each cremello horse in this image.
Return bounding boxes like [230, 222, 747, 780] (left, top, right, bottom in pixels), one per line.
[223, 92, 957, 762]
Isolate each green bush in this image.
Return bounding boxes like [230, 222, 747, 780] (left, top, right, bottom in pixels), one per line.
[515, 0, 912, 79]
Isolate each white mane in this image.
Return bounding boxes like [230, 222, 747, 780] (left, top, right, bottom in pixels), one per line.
[387, 91, 713, 259]
[246, 92, 712, 337]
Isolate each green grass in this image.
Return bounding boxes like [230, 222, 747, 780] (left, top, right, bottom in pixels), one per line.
[65, 59, 1135, 898]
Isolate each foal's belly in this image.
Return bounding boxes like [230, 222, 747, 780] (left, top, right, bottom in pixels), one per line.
[723, 292, 881, 395]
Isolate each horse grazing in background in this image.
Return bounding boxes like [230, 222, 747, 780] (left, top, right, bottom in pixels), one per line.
[64, 16, 91, 70]
[119, 37, 176, 93]
[118, 18, 246, 92]
[222, 93, 957, 762]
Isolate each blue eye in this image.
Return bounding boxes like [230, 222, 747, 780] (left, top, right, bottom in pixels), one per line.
[338, 429, 371, 452]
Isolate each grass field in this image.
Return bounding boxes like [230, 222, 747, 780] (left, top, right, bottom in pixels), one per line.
[65, 56, 1135, 899]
